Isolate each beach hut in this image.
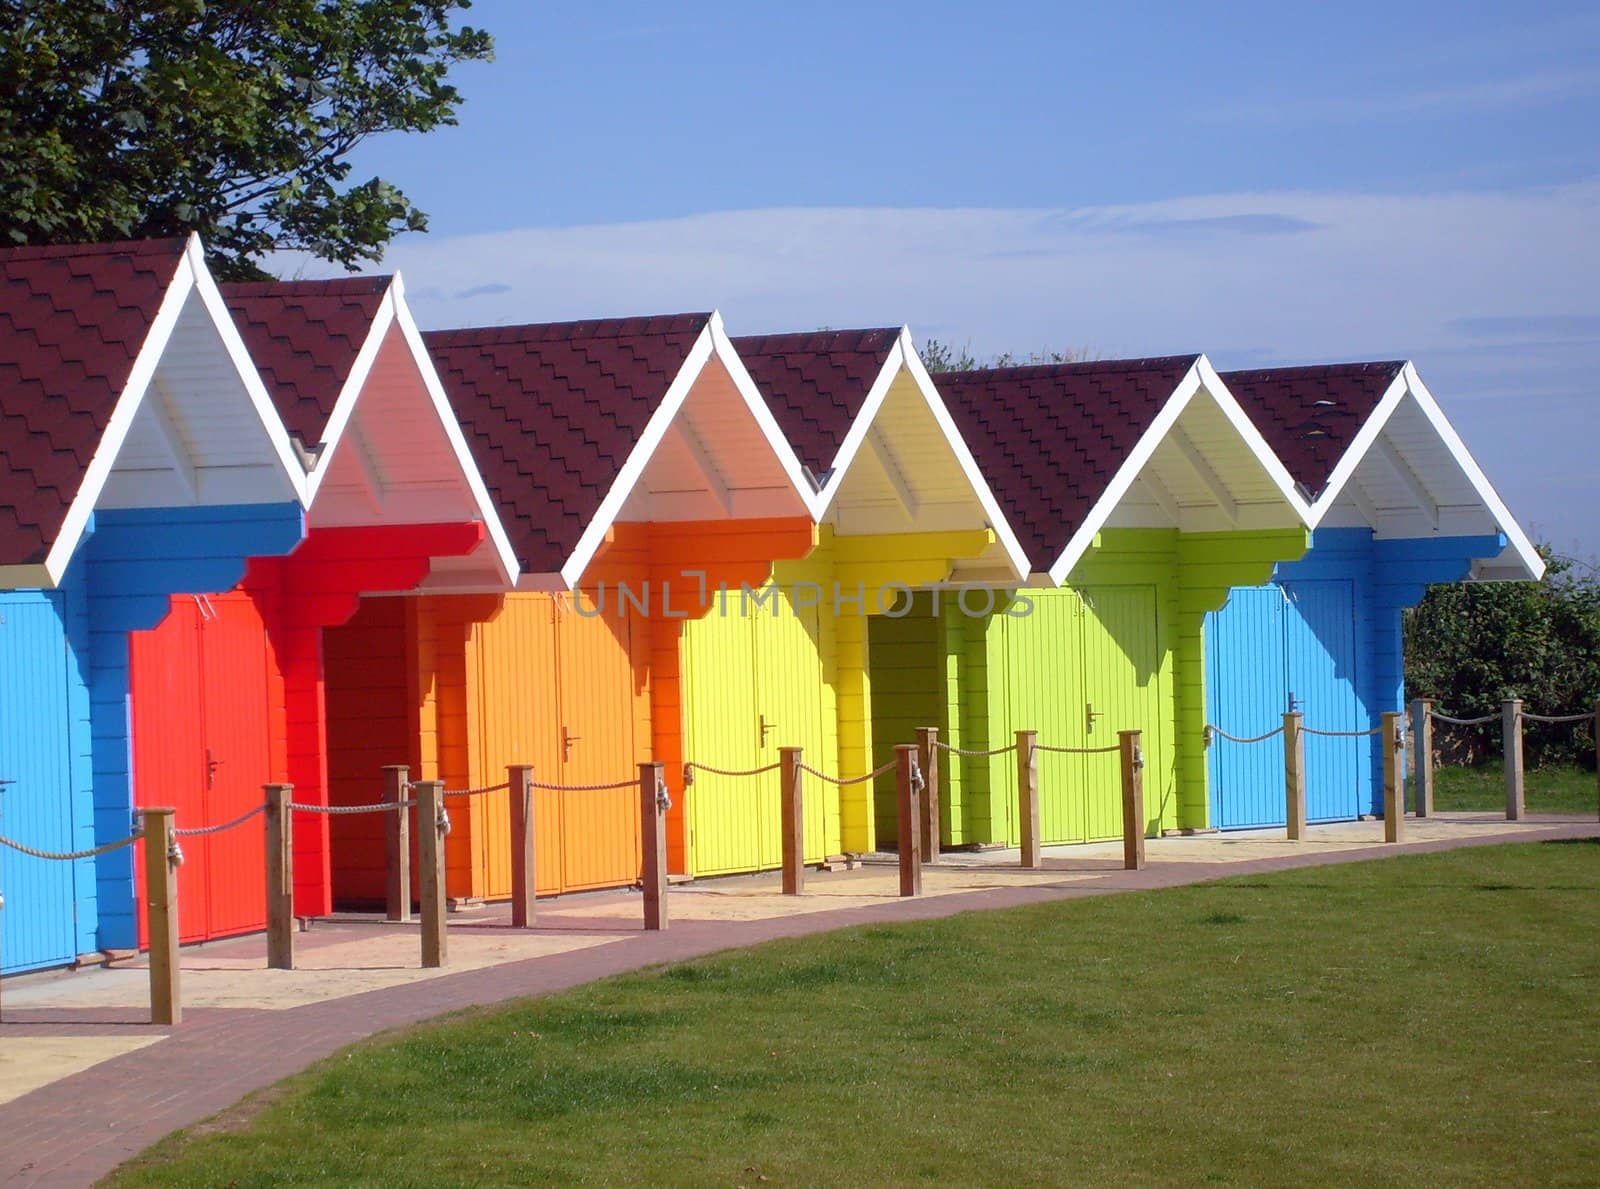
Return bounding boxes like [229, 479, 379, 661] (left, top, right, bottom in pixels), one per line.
[124, 274, 515, 939]
[721, 329, 1030, 859]
[930, 357, 1311, 845]
[0, 237, 306, 968]
[1203, 361, 1543, 828]
[322, 312, 817, 904]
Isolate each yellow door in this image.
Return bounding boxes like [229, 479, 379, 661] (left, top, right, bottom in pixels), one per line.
[753, 593, 830, 865]
[1076, 586, 1162, 841]
[681, 607, 762, 875]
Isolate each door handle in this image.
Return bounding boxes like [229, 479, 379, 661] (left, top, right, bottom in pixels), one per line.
[562, 726, 580, 762]
[206, 749, 222, 790]
[1085, 703, 1103, 735]
[759, 714, 775, 748]
[1288, 691, 1303, 714]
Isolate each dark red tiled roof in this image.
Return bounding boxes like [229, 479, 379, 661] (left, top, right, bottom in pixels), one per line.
[224, 278, 390, 446]
[1220, 362, 1405, 499]
[732, 329, 900, 475]
[0, 238, 188, 568]
[936, 356, 1200, 571]
[423, 314, 711, 574]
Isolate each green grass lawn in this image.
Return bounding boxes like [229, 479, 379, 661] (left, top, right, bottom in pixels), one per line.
[111, 842, 1600, 1187]
[1433, 761, 1598, 816]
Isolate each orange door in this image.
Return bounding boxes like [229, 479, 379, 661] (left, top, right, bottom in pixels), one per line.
[553, 602, 642, 890]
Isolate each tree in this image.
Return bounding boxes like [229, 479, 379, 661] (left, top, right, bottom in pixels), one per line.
[1405, 549, 1600, 768]
[0, 0, 492, 278]
[919, 338, 1088, 372]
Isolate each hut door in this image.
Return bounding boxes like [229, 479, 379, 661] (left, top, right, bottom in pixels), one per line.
[867, 604, 942, 850]
[554, 605, 641, 891]
[1004, 591, 1089, 845]
[131, 598, 211, 943]
[1076, 587, 1161, 841]
[0, 593, 79, 974]
[1282, 580, 1361, 822]
[1205, 586, 1291, 829]
[196, 593, 276, 937]
[680, 610, 761, 875]
[753, 596, 828, 865]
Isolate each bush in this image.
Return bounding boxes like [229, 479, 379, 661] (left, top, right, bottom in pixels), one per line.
[1405, 550, 1600, 769]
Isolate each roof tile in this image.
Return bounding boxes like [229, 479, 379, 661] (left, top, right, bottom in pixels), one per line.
[0, 238, 187, 568]
[1221, 362, 1405, 499]
[732, 329, 900, 474]
[222, 277, 390, 445]
[423, 314, 710, 575]
[936, 356, 1200, 571]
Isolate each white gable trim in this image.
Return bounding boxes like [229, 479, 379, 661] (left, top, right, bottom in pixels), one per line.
[808, 342, 903, 519]
[1045, 356, 1311, 586]
[1401, 366, 1543, 579]
[37, 235, 308, 586]
[304, 285, 398, 504]
[896, 329, 1032, 580]
[388, 277, 521, 586]
[555, 313, 821, 589]
[1307, 364, 1543, 580]
[708, 314, 825, 518]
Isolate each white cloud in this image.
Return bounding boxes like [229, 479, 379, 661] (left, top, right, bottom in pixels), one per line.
[289, 181, 1600, 557]
[1192, 67, 1600, 124]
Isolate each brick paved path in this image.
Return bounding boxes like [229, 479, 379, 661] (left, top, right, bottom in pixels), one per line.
[1, 819, 1594, 1186]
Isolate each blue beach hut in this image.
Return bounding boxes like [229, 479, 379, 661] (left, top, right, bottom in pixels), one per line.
[1203, 362, 1543, 829]
[0, 238, 306, 971]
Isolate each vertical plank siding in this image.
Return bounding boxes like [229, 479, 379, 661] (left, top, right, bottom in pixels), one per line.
[1204, 528, 1505, 828]
[0, 592, 80, 973]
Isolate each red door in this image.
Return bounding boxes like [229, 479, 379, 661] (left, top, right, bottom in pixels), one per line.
[131, 593, 277, 944]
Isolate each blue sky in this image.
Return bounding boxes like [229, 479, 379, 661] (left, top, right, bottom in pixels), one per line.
[329, 0, 1600, 558]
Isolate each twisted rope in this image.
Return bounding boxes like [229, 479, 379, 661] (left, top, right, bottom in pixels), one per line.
[1034, 742, 1122, 755]
[796, 759, 897, 786]
[529, 776, 638, 792]
[1302, 725, 1386, 738]
[174, 803, 266, 837]
[683, 760, 781, 781]
[1429, 711, 1497, 726]
[1521, 711, 1597, 725]
[290, 799, 415, 815]
[934, 740, 1019, 757]
[443, 781, 512, 798]
[0, 832, 141, 861]
[1206, 725, 1285, 745]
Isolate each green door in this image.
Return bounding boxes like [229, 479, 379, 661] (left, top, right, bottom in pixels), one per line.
[1077, 586, 1162, 841]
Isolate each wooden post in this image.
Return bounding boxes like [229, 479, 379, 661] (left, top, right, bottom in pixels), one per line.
[779, 747, 804, 896]
[641, 762, 668, 930]
[1412, 699, 1434, 818]
[1119, 730, 1145, 871]
[383, 764, 410, 922]
[265, 784, 294, 970]
[1383, 712, 1404, 843]
[508, 765, 536, 927]
[1503, 698, 1524, 821]
[916, 727, 940, 863]
[142, 807, 180, 1026]
[1283, 713, 1306, 841]
[416, 781, 446, 968]
[895, 744, 921, 897]
[1016, 730, 1040, 869]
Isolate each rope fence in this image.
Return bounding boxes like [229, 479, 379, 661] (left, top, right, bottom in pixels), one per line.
[174, 803, 266, 837]
[442, 780, 511, 798]
[796, 759, 895, 786]
[0, 831, 142, 862]
[1206, 725, 1286, 745]
[934, 740, 1018, 757]
[1302, 725, 1386, 738]
[1035, 742, 1122, 755]
[1414, 698, 1599, 823]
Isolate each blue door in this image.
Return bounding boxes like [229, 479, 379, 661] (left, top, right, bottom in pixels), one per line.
[0, 593, 79, 973]
[1206, 580, 1363, 829]
[1283, 580, 1362, 822]
[1205, 586, 1290, 829]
